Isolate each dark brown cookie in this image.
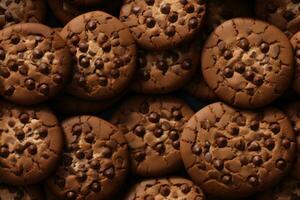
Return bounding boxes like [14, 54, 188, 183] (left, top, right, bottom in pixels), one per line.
[291, 32, 300, 95]
[67, 0, 103, 7]
[256, 177, 300, 200]
[131, 42, 198, 94]
[125, 177, 206, 200]
[255, 0, 300, 37]
[0, 101, 63, 185]
[0, 23, 72, 105]
[111, 95, 194, 177]
[120, 0, 206, 50]
[283, 101, 300, 180]
[0, 184, 44, 200]
[180, 102, 296, 198]
[60, 11, 136, 101]
[202, 18, 294, 108]
[0, 0, 46, 29]
[46, 115, 129, 200]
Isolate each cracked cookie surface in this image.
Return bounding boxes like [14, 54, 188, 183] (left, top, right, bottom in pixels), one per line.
[131, 42, 198, 94]
[46, 115, 129, 200]
[0, 184, 44, 200]
[291, 31, 300, 95]
[61, 11, 137, 100]
[0, 101, 63, 185]
[0, 0, 46, 29]
[111, 95, 194, 177]
[0, 23, 72, 105]
[255, 0, 300, 37]
[120, 0, 206, 50]
[125, 177, 205, 200]
[180, 102, 296, 198]
[202, 18, 294, 108]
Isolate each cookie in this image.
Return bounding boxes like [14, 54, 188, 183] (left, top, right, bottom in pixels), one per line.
[256, 177, 300, 200]
[119, 0, 206, 50]
[180, 102, 296, 198]
[131, 42, 198, 94]
[0, 184, 44, 200]
[0, 23, 72, 105]
[291, 32, 300, 95]
[202, 18, 294, 108]
[184, 70, 217, 102]
[60, 11, 136, 100]
[0, 101, 63, 185]
[255, 0, 300, 37]
[283, 101, 300, 180]
[0, 0, 46, 29]
[125, 177, 206, 200]
[46, 115, 129, 200]
[68, 0, 103, 7]
[111, 95, 194, 177]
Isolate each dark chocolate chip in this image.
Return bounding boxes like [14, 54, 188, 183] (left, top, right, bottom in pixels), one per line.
[260, 42, 269, 53]
[32, 49, 44, 59]
[4, 85, 15, 96]
[238, 38, 249, 51]
[270, 123, 280, 134]
[253, 75, 263, 86]
[132, 6, 141, 14]
[149, 112, 160, 123]
[79, 42, 89, 52]
[84, 133, 94, 143]
[104, 167, 115, 178]
[154, 128, 163, 137]
[181, 59, 192, 70]
[192, 144, 202, 155]
[155, 143, 165, 154]
[250, 121, 259, 130]
[180, 184, 191, 193]
[165, 26, 176, 36]
[222, 175, 232, 184]
[76, 172, 87, 182]
[39, 84, 49, 95]
[223, 67, 234, 78]
[75, 150, 85, 159]
[264, 138, 275, 150]
[24, 78, 35, 90]
[79, 56, 90, 68]
[145, 0, 154, 5]
[102, 147, 112, 158]
[134, 151, 146, 162]
[90, 160, 100, 169]
[169, 130, 179, 141]
[185, 4, 194, 13]
[15, 130, 25, 140]
[0, 146, 9, 158]
[230, 127, 239, 135]
[252, 155, 263, 166]
[0, 68, 10, 78]
[28, 144, 37, 155]
[19, 113, 29, 124]
[244, 71, 255, 81]
[53, 74, 63, 84]
[11, 35, 20, 44]
[248, 176, 258, 186]
[91, 182, 101, 192]
[39, 63, 50, 74]
[145, 17, 156, 28]
[216, 137, 227, 148]
[223, 50, 232, 59]
[168, 12, 178, 23]
[99, 76, 108, 86]
[160, 186, 170, 196]
[134, 125, 145, 137]
[65, 191, 77, 200]
[276, 159, 286, 170]
[282, 139, 291, 149]
[235, 140, 245, 151]
[283, 10, 295, 21]
[87, 20, 97, 30]
[188, 17, 198, 29]
[213, 159, 224, 170]
[161, 3, 171, 14]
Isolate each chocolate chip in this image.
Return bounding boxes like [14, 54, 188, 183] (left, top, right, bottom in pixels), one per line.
[169, 130, 179, 141]
[32, 49, 44, 59]
[19, 113, 29, 124]
[132, 6, 141, 14]
[79, 42, 88, 52]
[145, 17, 156, 28]
[155, 143, 165, 154]
[102, 42, 111, 52]
[91, 182, 101, 192]
[260, 42, 269, 53]
[90, 160, 100, 169]
[9, 62, 18, 71]
[39, 63, 50, 74]
[76, 172, 87, 182]
[216, 137, 227, 148]
[70, 35, 80, 45]
[235, 140, 245, 151]
[223, 67, 233, 78]
[235, 115, 246, 126]
[165, 26, 176, 36]
[270, 123, 280, 134]
[253, 155, 263, 166]
[244, 71, 255, 81]
[222, 175, 232, 184]
[266, 3, 277, 13]
[168, 12, 178, 23]
[253, 75, 263, 86]
[11, 35, 20, 44]
[160, 186, 170, 196]
[145, 0, 154, 5]
[111, 69, 120, 78]
[77, 76, 86, 87]
[282, 139, 291, 149]
[134, 125, 145, 137]
[283, 10, 295, 21]
[94, 58, 104, 69]
[154, 128, 163, 137]
[15, 144, 24, 154]
[38, 127, 48, 138]
[72, 124, 82, 135]
[264, 138, 275, 150]
[104, 167, 115, 178]
[250, 121, 259, 130]
[24, 78, 35, 90]
[248, 141, 260, 151]
[192, 144, 202, 155]
[39, 84, 49, 95]
[53, 74, 63, 84]
[248, 176, 258, 186]
[149, 112, 160, 123]
[181, 59, 192, 70]
[185, 4, 194, 13]
[180, 184, 191, 193]
[238, 38, 249, 51]
[65, 191, 77, 200]
[0, 68, 10, 78]
[134, 151, 145, 162]
[230, 127, 239, 135]
[276, 159, 286, 170]
[172, 141, 180, 149]
[145, 195, 155, 200]
[102, 147, 112, 158]
[84, 133, 94, 143]
[188, 17, 198, 29]
[0, 49, 6, 60]
[75, 150, 85, 159]
[0, 146, 9, 158]
[4, 85, 15, 96]
[79, 56, 90, 68]
[180, 0, 188, 4]
[223, 50, 232, 59]
[87, 20, 97, 30]
[172, 109, 182, 120]
[161, 3, 171, 14]
[15, 130, 25, 140]
[55, 177, 65, 188]
[213, 159, 224, 170]
[28, 144, 37, 155]
[18, 64, 28, 75]
[99, 76, 108, 86]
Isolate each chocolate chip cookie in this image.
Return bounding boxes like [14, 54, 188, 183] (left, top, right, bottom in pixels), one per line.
[111, 95, 194, 177]
[283, 101, 300, 180]
[0, 101, 63, 185]
[0, 184, 44, 200]
[46, 116, 129, 200]
[255, 0, 300, 37]
[291, 31, 300, 95]
[256, 177, 300, 200]
[202, 18, 294, 108]
[180, 102, 296, 198]
[125, 177, 206, 200]
[68, 0, 103, 7]
[0, 0, 46, 29]
[120, 0, 206, 50]
[131, 42, 198, 94]
[60, 11, 136, 100]
[0, 23, 72, 105]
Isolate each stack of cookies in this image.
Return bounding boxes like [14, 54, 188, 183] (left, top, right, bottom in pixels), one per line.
[0, 0, 299, 199]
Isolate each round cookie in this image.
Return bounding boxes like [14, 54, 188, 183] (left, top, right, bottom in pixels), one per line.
[0, 23, 72, 105]
[256, 177, 300, 200]
[180, 102, 296, 198]
[131, 42, 198, 94]
[0, 184, 44, 200]
[291, 32, 300, 95]
[283, 101, 300, 180]
[111, 95, 194, 177]
[119, 0, 206, 50]
[0, 0, 46, 29]
[60, 11, 136, 100]
[202, 18, 294, 108]
[46, 116, 129, 200]
[0, 101, 63, 185]
[125, 177, 206, 200]
[255, 0, 300, 37]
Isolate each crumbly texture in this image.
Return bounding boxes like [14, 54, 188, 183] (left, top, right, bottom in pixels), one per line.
[0, 0, 46, 29]
[180, 102, 296, 198]
[111, 95, 194, 177]
[0, 185, 44, 200]
[125, 177, 205, 200]
[256, 177, 300, 200]
[290, 31, 300, 95]
[0, 101, 63, 185]
[202, 18, 294, 108]
[0, 23, 72, 105]
[46, 116, 129, 200]
[60, 11, 137, 100]
[120, 0, 206, 50]
[283, 101, 300, 180]
[255, 0, 300, 37]
[131, 42, 198, 94]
